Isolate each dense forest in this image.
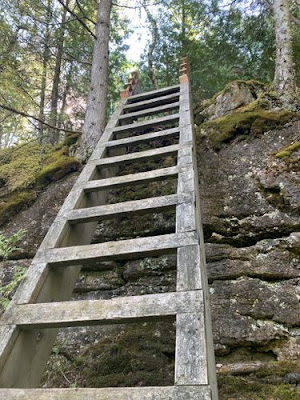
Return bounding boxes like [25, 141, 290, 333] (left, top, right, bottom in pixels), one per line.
[0, 0, 299, 151]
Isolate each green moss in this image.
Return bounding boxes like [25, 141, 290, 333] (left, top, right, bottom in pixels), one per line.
[78, 321, 175, 388]
[275, 141, 300, 159]
[255, 361, 300, 379]
[0, 191, 36, 225]
[0, 141, 80, 226]
[36, 155, 80, 186]
[218, 375, 300, 400]
[201, 109, 298, 150]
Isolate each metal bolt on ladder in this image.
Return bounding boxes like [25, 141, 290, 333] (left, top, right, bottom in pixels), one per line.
[0, 59, 218, 399]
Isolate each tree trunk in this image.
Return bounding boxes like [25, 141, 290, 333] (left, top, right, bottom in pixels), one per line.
[143, 4, 158, 89]
[181, 0, 187, 55]
[273, 0, 297, 103]
[48, 0, 68, 144]
[78, 0, 113, 160]
[38, 0, 51, 143]
[58, 62, 73, 132]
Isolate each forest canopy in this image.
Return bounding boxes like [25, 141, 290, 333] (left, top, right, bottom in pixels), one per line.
[0, 0, 299, 149]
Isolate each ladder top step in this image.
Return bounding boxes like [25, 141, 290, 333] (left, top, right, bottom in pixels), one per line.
[5, 291, 203, 328]
[127, 84, 180, 103]
[0, 386, 212, 400]
[84, 166, 179, 191]
[67, 194, 179, 224]
[123, 92, 180, 112]
[106, 127, 179, 148]
[119, 102, 180, 121]
[38, 232, 198, 266]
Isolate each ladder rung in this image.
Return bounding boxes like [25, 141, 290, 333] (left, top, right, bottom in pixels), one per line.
[0, 386, 211, 399]
[127, 84, 180, 103]
[7, 291, 202, 328]
[113, 114, 179, 135]
[67, 195, 178, 224]
[97, 144, 180, 166]
[84, 166, 179, 191]
[119, 102, 180, 121]
[107, 127, 179, 148]
[123, 92, 180, 112]
[41, 232, 198, 266]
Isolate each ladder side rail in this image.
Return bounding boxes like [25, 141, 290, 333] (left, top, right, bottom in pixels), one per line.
[179, 79, 218, 399]
[174, 81, 209, 387]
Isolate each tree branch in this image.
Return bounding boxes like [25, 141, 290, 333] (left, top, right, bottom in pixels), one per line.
[57, 0, 97, 39]
[75, 0, 96, 25]
[0, 104, 82, 135]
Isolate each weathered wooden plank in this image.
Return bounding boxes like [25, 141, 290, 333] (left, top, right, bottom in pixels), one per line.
[5, 291, 202, 329]
[127, 84, 180, 103]
[112, 114, 179, 135]
[123, 92, 180, 112]
[178, 80, 218, 399]
[177, 146, 193, 166]
[67, 194, 178, 223]
[177, 245, 202, 291]
[119, 101, 180, 122]
[0, 325, 18, 373]
[0, 386, 212, 400]
[39, 232, 198, 266]
[107, 127, 179, 148]
[96, 144, 181, 166]
[83, 166, 179, 192]
[176, 202, 196, 233]
[175, 312, 208, 385]
[177, 166, 195, 194]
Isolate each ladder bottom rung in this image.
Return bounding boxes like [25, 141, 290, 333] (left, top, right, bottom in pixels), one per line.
[0, 385, 212, 399]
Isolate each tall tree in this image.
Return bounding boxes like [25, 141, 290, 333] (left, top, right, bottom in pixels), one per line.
[143, 3, 158, 89]
[48, 0, 69, 144]
[272, 0, 297, 102]
[78, 0, 113, 159]
[38, 0, 52, 143]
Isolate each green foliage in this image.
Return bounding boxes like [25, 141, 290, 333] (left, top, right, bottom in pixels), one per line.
[0, 229, 26, 260]
[0, 230, 26, 309]
[0, 266, 27, 309]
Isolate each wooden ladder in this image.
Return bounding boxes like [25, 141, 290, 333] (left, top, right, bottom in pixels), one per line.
[0, 60, 218, 399]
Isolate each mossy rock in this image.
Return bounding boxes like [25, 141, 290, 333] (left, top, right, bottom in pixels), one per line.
[0, 190, 36, 226]
[0, 141, 81, 226]
[200, 109, 298, 151]
[218, 375, 300, 400]
[78, 321, 175, 388]
[36, 156, 80, 186]
[275, 140, 300, 160]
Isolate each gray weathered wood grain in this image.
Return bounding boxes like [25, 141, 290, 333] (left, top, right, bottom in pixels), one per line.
[123, 92, 180, 112]
[83, 166, 179, 191]
[39, 232, 198, 266]
[95, 143, 182, 166]
[119, 102, 180, 122]
[106, 127, 179, 148]
[67, 194, 178, 223]
[127, 84, 180, 102]
[4, 291, 202, 328]
[175, 312, 208, 385]
[112, 114, 179, 135]
[0, 386, 212, 400]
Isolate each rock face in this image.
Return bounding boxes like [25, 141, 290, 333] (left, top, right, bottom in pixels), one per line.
[0, 83, 299, 399]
